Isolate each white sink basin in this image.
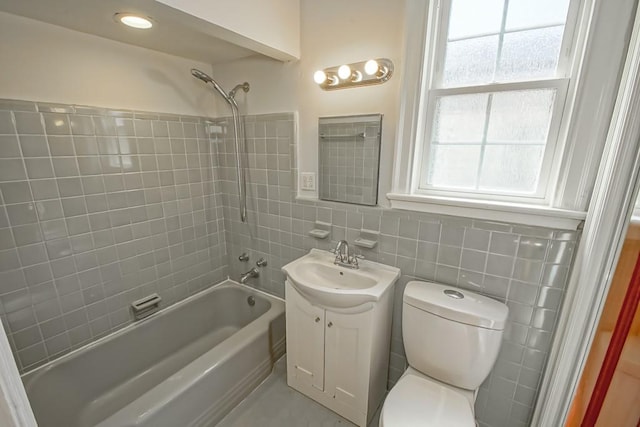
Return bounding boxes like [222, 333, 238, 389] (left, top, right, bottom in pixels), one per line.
[282, 249, 401, 308]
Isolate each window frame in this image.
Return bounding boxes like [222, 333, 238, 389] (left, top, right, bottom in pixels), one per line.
[387, 0, 620, 230]
[413, 0, 580, 204]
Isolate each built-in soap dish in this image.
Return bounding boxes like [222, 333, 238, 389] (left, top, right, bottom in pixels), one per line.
[131, 293, 162, 321]
[308, 221, 331, 239]
[354, 229, 379, 249]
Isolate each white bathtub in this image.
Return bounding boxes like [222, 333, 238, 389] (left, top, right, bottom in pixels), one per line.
[22, 281, 286, 427]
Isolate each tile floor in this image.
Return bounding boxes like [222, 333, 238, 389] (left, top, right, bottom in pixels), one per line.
[217, 356, 382, 427]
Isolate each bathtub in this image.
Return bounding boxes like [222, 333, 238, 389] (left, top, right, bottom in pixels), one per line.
[22, 280, 286, 427]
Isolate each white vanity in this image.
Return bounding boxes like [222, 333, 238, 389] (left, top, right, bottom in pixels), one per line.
[282, 248, 400, 426]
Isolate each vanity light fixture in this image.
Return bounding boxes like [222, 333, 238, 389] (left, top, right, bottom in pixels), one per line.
[337, 65, 352, 79]
[114, 13, 154, 29]
[314, 58, 393, 90]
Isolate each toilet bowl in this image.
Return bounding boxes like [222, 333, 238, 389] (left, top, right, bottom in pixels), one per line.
[380, 368, 475, 427]
[380, 281, 508, 426]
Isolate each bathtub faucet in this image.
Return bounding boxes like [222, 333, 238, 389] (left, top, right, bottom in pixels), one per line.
[240, 267, 259, 284]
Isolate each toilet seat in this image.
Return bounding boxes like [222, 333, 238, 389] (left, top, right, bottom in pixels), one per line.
[380, 373, 475, 427]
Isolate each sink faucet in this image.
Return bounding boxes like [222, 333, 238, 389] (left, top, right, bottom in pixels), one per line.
[240, 267, 259, 284]
[335, 240, 350, 262]
[331, 240, 363, 269]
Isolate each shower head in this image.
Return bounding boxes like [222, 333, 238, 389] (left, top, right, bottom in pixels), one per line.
[190, 68, 231, 104]
[190, 68, 214, 83]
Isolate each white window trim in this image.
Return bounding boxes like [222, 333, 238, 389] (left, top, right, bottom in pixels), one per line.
[534, 3, 640, 423]
[387, 192, 585, 230]
[390, 0, 626, 230]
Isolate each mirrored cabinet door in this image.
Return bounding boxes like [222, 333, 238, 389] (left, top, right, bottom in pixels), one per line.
[318, 114, 382, 206]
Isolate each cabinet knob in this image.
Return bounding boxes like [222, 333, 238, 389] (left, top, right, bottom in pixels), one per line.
[327, 322, 333, 328]
[315, 317, 320, 323]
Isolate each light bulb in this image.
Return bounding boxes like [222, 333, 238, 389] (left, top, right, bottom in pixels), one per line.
[338, 65, 351, 80]
[116, 14, 153, 29]
[364, 59, 379, 76]
[313, 70, 327, 84]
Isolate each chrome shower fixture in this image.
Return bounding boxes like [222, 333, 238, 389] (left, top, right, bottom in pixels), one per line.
[190, 68, 213, 83]
[191, 68, 250, 223]
[229, 82, 250, 99]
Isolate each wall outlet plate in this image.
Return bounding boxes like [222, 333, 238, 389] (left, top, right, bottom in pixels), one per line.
[301, 172, 316, 191]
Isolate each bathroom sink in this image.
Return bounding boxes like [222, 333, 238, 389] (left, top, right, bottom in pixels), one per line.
[282, 249, 400, 308]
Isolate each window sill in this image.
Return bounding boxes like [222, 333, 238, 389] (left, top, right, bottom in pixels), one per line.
[386, 193, 586, 230]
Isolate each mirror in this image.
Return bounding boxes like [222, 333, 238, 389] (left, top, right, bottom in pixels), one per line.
[318, 114, 382, 206]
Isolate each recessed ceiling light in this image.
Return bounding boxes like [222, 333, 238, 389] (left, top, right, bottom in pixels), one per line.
[114, 13, 153, 29]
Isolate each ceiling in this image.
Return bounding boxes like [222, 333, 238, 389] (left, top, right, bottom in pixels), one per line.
[0, 0, 261, 65]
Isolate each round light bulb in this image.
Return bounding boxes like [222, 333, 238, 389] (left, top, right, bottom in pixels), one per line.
[116, 14, 153, 29]
[313, 70, 327, 84]
[364, 59, 379, 76]
[338, 65, 351, 80]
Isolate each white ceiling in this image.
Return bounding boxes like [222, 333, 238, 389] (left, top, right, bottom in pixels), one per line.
[0, 0, 261, 65]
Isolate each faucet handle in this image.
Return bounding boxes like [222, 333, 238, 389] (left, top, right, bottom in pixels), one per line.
[329, 248, 337, 254]
[351, 254, 364, 262]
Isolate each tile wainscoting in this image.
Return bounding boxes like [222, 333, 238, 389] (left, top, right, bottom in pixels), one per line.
[216, 112, 579, 427]
[0, 99, 227, 372]
[0, 102, 578, 427]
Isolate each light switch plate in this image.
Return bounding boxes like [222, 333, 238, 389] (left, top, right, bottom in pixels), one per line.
[301, 172, 316, 191]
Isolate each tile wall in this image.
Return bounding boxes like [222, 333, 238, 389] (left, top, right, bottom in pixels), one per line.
[0, 100, 578, 427]
[0, 99, 227, 372]
[216, 112, 579, 427]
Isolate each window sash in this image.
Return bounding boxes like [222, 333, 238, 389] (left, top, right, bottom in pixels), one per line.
[413, 0, 577, 203]
[414, 78, 570, 203]
[431, 0, 577, 88]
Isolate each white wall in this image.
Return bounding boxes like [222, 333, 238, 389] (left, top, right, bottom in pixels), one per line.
[157, 0, 300, 60]
[211, 0, 406, 204]
[0, 12, 218, 117]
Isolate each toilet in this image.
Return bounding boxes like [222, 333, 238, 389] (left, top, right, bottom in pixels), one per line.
[380, 280, 509, 426]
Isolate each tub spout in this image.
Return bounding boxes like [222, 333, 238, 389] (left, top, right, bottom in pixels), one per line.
[240, 268, 259, 284]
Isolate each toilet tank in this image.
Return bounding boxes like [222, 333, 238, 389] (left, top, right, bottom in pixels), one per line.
[402, 281, 509, 391]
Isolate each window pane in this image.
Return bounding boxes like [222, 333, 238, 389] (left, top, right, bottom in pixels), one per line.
[487, 89, 556, 143]
[433, 94, 489, 143]
[443, 35, 499, 87]
[506, 0, 571, 31]
[479, 144, 544, 193]
[442, 0, 570, 87]
[427, 145, 480, 189]
[497, 26, 564, 81]
[449, 0, 505, 39]
[424, 89, 555, 194]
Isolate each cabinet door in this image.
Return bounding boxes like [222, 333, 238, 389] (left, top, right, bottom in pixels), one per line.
[324, 309, 372, 414]
[285, 282, 325, 391]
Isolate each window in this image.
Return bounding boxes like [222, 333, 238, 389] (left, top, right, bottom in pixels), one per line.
[390, 0, 632, 229]
[415, 0, 577, 202]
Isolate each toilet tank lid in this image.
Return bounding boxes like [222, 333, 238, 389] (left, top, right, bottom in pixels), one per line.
[404, 281, 508, 330]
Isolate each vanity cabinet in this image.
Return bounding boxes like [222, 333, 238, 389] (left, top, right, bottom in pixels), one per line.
[285, 281, 394, 426]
